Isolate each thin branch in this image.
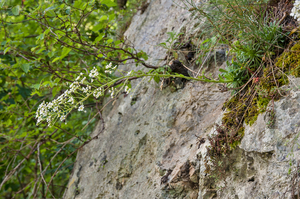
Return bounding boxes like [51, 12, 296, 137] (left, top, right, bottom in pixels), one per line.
[0, 130, 58, 191]
[37, 143, 55, 198]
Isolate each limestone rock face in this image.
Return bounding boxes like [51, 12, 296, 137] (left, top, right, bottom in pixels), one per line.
[63, 0, 300, 198]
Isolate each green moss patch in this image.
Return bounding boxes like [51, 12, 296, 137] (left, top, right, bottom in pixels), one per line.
[206, 48, 295, 177]
[276, 41, 300, 78]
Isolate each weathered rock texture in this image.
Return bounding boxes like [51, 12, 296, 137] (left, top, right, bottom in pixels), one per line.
[64, 0, 300, 198]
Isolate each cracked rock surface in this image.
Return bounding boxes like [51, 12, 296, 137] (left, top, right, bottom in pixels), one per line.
[63, 0, 300, 198]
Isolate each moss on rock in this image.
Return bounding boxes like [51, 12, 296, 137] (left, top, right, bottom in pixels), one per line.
[275, 41, 300, 78]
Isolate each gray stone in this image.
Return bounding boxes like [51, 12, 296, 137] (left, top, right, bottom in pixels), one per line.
[63, 0, 300, 199]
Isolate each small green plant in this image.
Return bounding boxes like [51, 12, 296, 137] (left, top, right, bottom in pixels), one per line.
[219, 61, 249, 89]
[184, 0, 287, 86]
[158, 31, 184, 60]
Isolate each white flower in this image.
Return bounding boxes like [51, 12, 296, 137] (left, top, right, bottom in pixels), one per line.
[80, 77, 86, 83]
[89, 67, 99, 78]
[106, 62, 112, 69]
[46, 116, 52, 124]
[78, 105, 84, 111]
[291, 1, 300, 21]
[127, 71, 132, 76]
[105, 63, 117, 74]
[47, 102, 53, 108]
[93, 87, 103, 98]
[83, 86, 90, 93]
[68, 97, 74, 104]
[125, 85, 131, 93]
[53, 106, 58, 112]
[109, 88, 115, 98]
[60, 115, 66, 121]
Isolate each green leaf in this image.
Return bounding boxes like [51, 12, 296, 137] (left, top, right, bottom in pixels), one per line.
[30, 84, 40, 89]
[31, 89, 43, 97]
[166, 32, 176, 39]
[201, 38, 210, 45]
[219, 69, 227, 73]
[20, 63, 30, 73]
[99, 15, 108, 22]
[52, 86, 61, 97]
[153, 76, 160, 84]
[158, 42, 167, 48]
[107, 39, 113, 44]
[5, 119, 12, 126]
[41, 81, 53, 87]
[101, 0, 117, 7]
[115, 40, 122, 45]
[12, 5, 20, 15]
[36, 33, 44, 41]
[44, 6, 56, 13]
[74, 0, 83, 8]
[60, 47, 72, 59]
[4, 47, 10, 55]
[52, 57, 60, 63]
[95, 33, 105, 42]
[92, 23, 105, 32]
[0, 0, 6, 7]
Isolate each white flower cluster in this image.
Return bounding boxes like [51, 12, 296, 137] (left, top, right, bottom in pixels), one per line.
[93, 87, 103, 98]
[36, 87, 74, 126]
[89, 67, 99, 82]
[83, 85, 92, 93]
[105, 62, 117, 74]
[36, 67, 105, 126]
[291, 0, 300, 21]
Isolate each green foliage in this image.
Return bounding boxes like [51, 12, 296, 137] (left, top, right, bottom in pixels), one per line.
[185, 0, 286, 88]
[0, 0, 151, 198]
[219, 61, 249, 89]
[158, 31, 184, 60]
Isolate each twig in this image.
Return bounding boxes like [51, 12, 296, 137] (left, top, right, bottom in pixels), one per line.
[37, 143, 55, 198]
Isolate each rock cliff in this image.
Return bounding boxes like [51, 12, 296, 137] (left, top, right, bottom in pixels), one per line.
[64, 0, 300, 198]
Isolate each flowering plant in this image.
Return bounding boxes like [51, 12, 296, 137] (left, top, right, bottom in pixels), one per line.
[36, 63, 131, 126]
[291, 0, 300, 21]
[36, 62, 235, 126]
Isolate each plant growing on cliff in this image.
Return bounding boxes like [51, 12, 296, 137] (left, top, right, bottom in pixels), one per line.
[183, 0, 298, 182]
